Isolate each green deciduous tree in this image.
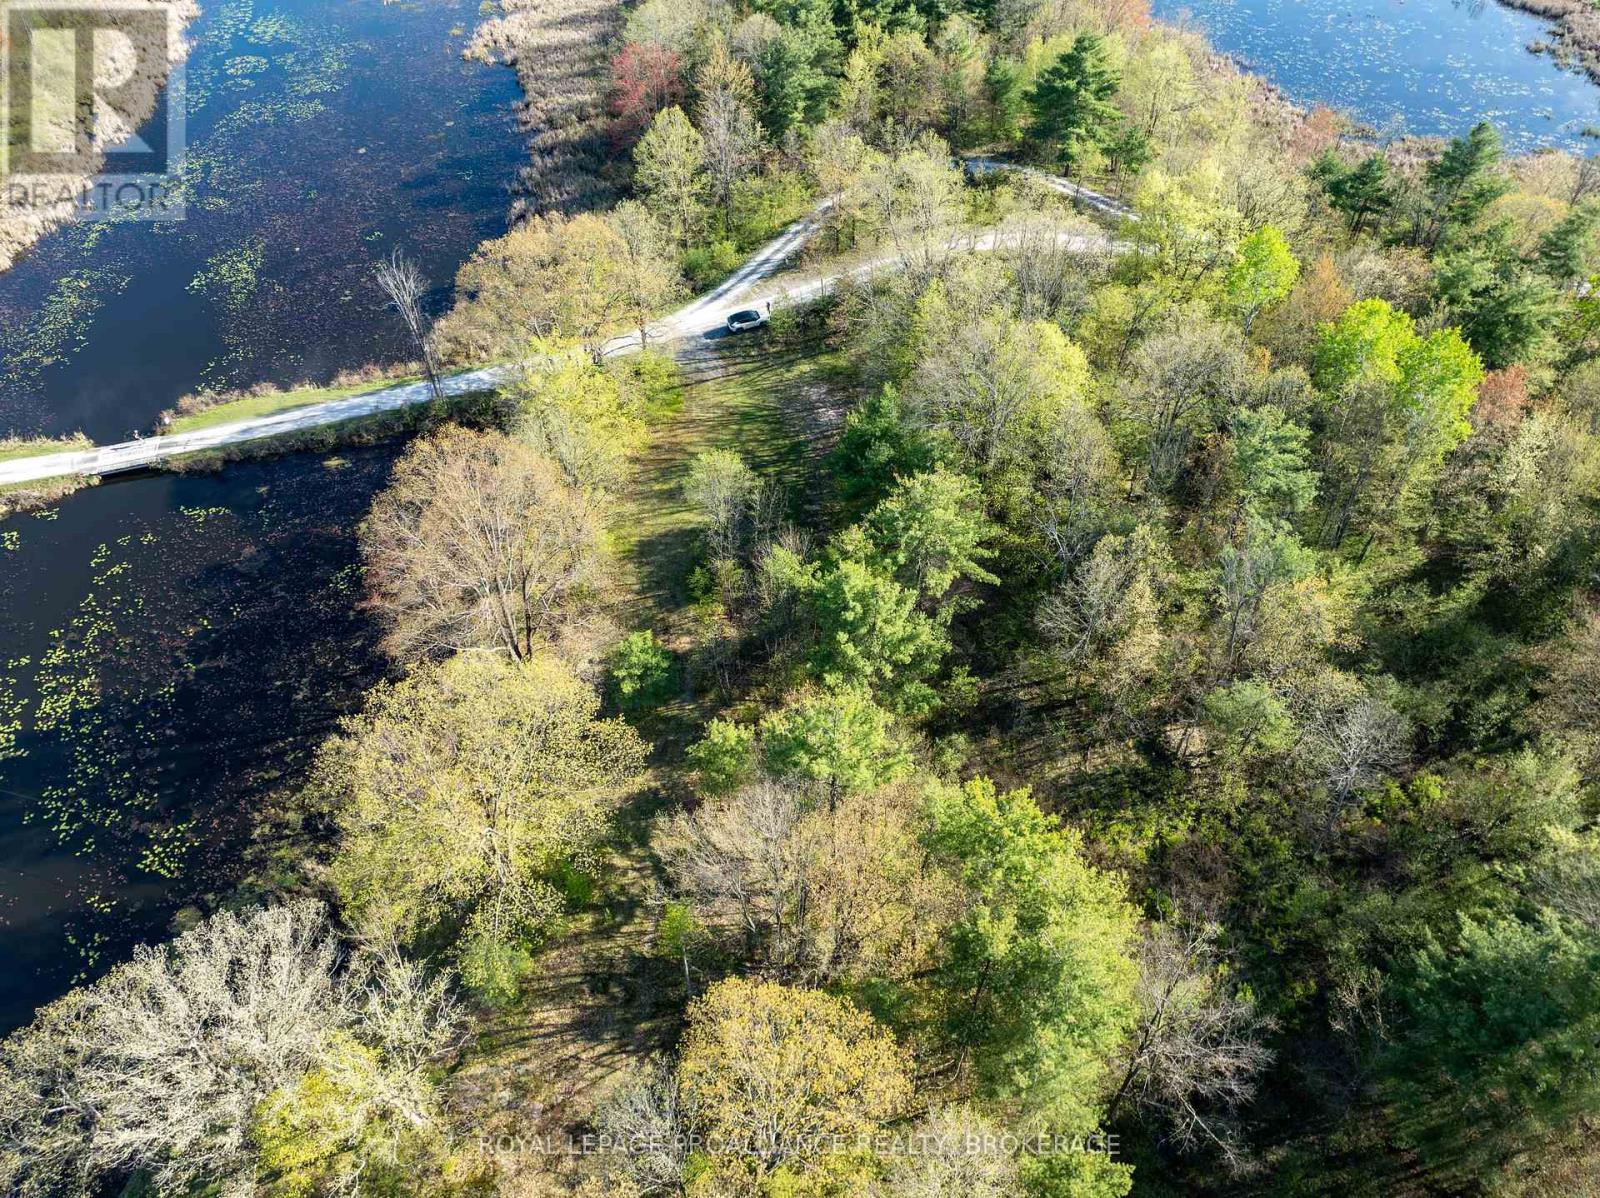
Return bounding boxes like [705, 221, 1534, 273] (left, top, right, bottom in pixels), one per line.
[512, 344, 647, 493]
[807, 119, 884, 251]
[435, 212, 645, 360]
[1311, 299, 1485, 547]
[1312, 296, 1415, 394]
[1226, 225, 1299, 332]
[908, 311, 1092, 494]
[687, 717, 761, 796]
[1114, 166, 1249, 361]
[609, 629, 673, 708]
[924, 777, 1139, 1135]
[321, 653, 646, 956]
[677, 978, 912, 1175]
[634, 105, 707, 245]
[837, 25, 945, 141]
[696, 39, 764, 234]
[606, 200, 684, 349]
[870, 136, 967, 283]
[1030, 394, 1122, 571]
[684, 447, 767, 561]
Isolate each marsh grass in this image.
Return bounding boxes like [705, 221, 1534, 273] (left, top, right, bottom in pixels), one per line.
[0, 433, 92, 463]
[466, 0, 624, 217]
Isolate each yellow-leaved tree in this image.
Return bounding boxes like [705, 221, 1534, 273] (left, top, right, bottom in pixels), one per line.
[677, 978, 912, 1184]
[319, 653, 646, 1001]
[360, 426, 606, 664]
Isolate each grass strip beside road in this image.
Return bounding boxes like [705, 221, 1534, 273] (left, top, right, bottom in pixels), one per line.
[0, 434, 93, 463]
[163, 375, 427, 433]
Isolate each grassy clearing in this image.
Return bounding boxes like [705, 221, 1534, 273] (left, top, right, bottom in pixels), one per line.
[612, 329, 851, 622]
[444, 331, 856, 1159]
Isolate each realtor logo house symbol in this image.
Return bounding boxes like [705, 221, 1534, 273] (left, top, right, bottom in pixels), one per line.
[2, 0, 186, 218]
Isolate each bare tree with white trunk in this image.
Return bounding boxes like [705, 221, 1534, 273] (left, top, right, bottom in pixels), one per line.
[880, 1106, 1020, 1197]
[375, 248, 444, 405]
[593, 1058, 688, 1196]
[1299, 689, 1410, 834]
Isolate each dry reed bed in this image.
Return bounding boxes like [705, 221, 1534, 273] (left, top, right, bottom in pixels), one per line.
[1500, 0, 1600, 87]
[466, 0, 625, 219]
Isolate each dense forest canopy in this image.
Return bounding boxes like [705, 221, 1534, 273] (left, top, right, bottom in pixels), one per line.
[6, 0, 1600, 1194]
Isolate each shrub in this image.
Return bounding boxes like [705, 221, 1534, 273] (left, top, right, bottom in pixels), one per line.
[458, 933, 536, 1009]
[610, 349, 685, 422]
[611, 630, 674, 709]
[681, 239, 743, 289]
[686, 718, 758, 795]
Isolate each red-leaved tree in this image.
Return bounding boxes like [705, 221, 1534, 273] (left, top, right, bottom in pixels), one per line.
[1476, 365, 1531, 431]
[609, 42, 685, 145]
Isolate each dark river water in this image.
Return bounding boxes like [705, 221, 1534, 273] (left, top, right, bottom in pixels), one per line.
[0, 450, 399, 1032]
[2, 0, 1599, 1038]
[1153, 0, 1600, 151]
[0, 0, 521, 1034]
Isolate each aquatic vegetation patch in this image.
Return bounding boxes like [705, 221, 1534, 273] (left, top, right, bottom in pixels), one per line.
[0, 657, 30, 761]
[188, 238, 266, 315]
[137, 821, 197, 879]
[0, 269, 132, 394]
[248, 11, 296, 43]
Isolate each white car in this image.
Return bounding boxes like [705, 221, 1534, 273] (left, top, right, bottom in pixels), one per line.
[725, 307, 768, 333]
